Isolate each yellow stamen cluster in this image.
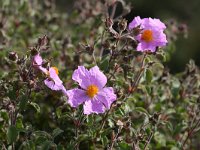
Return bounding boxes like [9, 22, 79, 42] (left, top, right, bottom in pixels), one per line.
[86, 85, 99, 98]
[141, 30, 153, 42]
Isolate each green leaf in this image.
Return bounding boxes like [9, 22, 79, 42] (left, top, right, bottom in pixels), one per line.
[34, 131, 52, 139]
[171, 147, 179, 150]
[29, 102, 40, 113]
[86, 115, 94, 126]
[145, 69, 153, 83]
[18, 140, 36, 150]
[7, 126, 18, 144]
[135, 107, 150, 117]
[16, 117, 24, 129]
[41, 141, 52, 150]
[0, 110, 9, 121]
[57, 145, 65, 150]
[108, 119, 114, 128]
[117, 142, 131, 150]
[19, 95, 28, 111]
[101, 135, 108, 146]
[154, 131, 166, 147]
[35, 136, 48, 145]
[99, 55, 110, 72]
[156, 52, 166, 62]
[52, 128, 63, 139]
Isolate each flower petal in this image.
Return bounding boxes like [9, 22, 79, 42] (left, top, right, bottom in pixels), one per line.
[129, 16, 142, 30]
[66, 88, 88, 107]
[61, 85, 67, 95]
[153, 31, 168, 45]
[44, 79, 63, 91]
[49, 67, 62, 85]
[89, 66, 107, 89]
[142, 18, 166, 30]
[96, 87, 117, 109]
[72, 66, 91, 89]
[33, 54, 43, 66]
[137, 42, 156, 52]
[83, 99, 105, 115]
[39, 66, 48, 74]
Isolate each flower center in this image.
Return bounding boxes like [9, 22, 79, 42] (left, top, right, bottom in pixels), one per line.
[141, 30, 153, 42]
[51, 67, 59, 75]
[86, 85, 99, 98]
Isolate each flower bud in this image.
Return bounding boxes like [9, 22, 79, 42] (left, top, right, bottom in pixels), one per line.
[38, 35, 49, 47]
[132, 26, 142, 36]
[30, 47, 38, 56]
[41, 60, 49, 68]
[105, 17, 114, 28]
[118, 19, 127, 31]
[8, 51, 18, 61]
[28, 80, 35, 89]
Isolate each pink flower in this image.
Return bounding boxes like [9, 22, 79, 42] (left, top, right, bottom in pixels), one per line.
[44, 67, 66, 93]
[65, 66, 117, 115]
[129, 16, 167, 52]
[128, 16, 142, 29]
[33, 54, 67, 93]
[33, 54, 48, 74]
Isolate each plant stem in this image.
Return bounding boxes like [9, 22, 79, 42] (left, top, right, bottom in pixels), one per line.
[110, 3, 117, 19]
[181, 118, 200, 149]
[129, 53, 146, 95]
[74, 109, 84, 150]
[144, 131, 154, 150]
[109, 127, 122, 150]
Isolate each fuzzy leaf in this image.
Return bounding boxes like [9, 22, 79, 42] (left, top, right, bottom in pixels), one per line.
[7, 126, 18, 144]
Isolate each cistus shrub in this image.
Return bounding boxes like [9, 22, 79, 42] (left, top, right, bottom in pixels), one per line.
[0, 0, 199, 150]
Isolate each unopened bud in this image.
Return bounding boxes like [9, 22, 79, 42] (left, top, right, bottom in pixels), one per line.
[132, 26, 142, 36]
[153, 113, 160, 120]
[123, 56, 129, 62]
[118, 19, 127, 31]
[38, 35, 49, 46]
[38, 35, 49, 51]
[103, 41, 110, 49]
[137, 133, 143, 140]
[105, 17, 113, 28]
[41, 60, 49, 68]
[30, 47, 38, 56]
[8, 51, 18, 61]
[116, 120, 123, 127]
[28, 80, 35, 88]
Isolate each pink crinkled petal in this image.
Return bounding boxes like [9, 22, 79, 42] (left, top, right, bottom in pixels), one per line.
[72, 66, 91, 89]
[83, 99, 105, 115]
[88, 66, 107, 89]
[96, 87, 117, 109]
[66, 88, 89, 107]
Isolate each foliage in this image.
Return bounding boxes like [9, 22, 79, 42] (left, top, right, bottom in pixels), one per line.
[0, 0, 199, 150]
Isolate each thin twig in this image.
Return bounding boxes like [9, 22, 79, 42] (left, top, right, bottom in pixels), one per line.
[100, 29, 106, 60]
[110, 3, 117, 19]
[144, 130, 154, 150]
[109, 127, 122, 150]
[74, 109, 84, 150]
[181, 118, 200, 149]
[128, 53, 147, 95]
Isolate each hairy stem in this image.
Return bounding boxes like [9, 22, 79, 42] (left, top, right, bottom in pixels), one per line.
[109, 127, 122, 150]
[144, 130, 154, 150]
[181, 118, 200, 149]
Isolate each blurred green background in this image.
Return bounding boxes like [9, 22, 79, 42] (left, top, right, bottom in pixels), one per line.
[56, 0, 200, 73]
